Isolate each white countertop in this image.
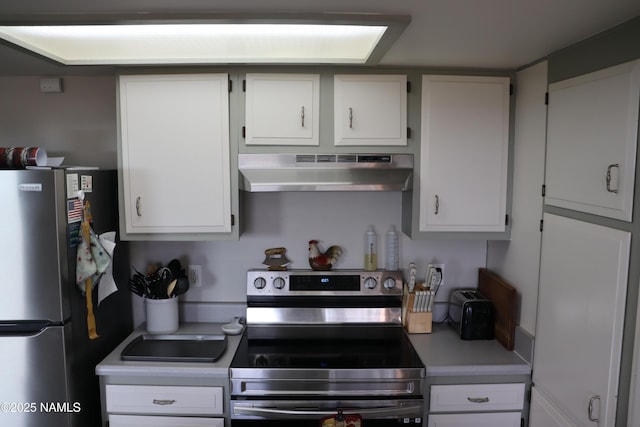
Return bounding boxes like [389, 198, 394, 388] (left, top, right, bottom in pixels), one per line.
[97, 322, 530, 380]
[409, 324, 531, 377]
[95, 322, 243, 379]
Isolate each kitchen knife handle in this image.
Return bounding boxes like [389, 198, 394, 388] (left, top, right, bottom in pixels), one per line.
[301, 106, 305, 128]
[434, 194, 440, 215]
[606, 163, 619, 193]
[349, 107, 353, 128]
[136, 196, 142, 217]
[588, 395, 600, 422]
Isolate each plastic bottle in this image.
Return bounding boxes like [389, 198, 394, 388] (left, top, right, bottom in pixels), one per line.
[386, 225, 399, 270]
[364, 225, 378, 271]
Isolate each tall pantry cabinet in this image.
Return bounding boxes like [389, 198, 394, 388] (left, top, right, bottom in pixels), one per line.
[530, 59, 640, 427]
[530, 214, 630, 427]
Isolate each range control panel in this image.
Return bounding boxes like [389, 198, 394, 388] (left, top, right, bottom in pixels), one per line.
[247, 269, 403, 297]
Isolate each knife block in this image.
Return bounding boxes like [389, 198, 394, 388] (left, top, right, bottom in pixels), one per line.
[402, 285, 433, 334]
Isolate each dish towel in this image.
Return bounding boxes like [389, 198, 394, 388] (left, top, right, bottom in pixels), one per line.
[97, 231, 119, 305]
[75, 199, 111, 339]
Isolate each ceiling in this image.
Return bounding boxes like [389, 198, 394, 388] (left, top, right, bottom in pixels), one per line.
[0, 0, 639, 75]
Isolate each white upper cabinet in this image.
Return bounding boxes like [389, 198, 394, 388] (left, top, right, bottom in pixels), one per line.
[334, 74, 407, 146]
[545, 59, 640, 221]
[118, 74, 232, 239]
[244, 73, 320, 146]
[419, 74, 510, 232]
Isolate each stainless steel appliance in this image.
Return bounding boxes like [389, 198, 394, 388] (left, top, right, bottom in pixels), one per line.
[0, 169, 132, 427]
[238, 153, 413, 192]
[448, 289, 495, 340]
[230, 269, 425, 426]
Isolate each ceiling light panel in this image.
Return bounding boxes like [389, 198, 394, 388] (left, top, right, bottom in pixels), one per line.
[0, 24, 389, 65]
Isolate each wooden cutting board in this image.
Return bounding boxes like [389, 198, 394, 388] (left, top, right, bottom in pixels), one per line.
[478, 268, 517, 351]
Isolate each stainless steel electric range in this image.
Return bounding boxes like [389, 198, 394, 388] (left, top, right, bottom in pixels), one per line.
[229, 269, 425, 427]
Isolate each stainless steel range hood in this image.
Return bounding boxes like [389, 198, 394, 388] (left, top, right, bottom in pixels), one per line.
[239, 153, 413, 192]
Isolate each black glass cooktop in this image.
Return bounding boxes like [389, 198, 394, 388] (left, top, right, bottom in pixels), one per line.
[230, 326, 424, 370]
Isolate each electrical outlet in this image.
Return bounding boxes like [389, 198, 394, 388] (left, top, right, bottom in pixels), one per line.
[188, 265, 202, 287]
[427, 263, 445, 288]
[39, 78, 63, 93]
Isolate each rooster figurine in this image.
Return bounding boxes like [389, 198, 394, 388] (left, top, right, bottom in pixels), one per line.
[308, 240, 342, 271]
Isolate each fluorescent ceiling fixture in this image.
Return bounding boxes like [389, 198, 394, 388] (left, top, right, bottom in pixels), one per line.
[0, 23, 391, 65]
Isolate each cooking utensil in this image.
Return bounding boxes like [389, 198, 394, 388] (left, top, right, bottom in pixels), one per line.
[174, 275, 190, 296]
[145, 267, 173, 299]
[167, 259, 183, 280]
[128, 267, 148, 296]
[166, 279, 177, 298]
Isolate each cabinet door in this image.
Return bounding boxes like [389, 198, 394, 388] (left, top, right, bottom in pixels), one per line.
[428, 412, 521, 427]
[545, 60, 640, 221]
[119, 74, 232, 236]
[534, 213, 630, 427]
[109, 415, 223, 427]
[419, 75, 510, 232]
[334, 74, 407, 146]
[529, 388, 574, 427]
[245, 73, 319, 145]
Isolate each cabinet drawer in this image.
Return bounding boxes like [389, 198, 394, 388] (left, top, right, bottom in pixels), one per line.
[105, 385, 223, 415]
[428, 412, 521, 427]
[430, 383, 525, 412]
[109, 414, 224, 427]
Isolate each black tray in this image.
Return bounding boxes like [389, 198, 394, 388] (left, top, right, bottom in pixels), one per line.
[121, 334, 227, 363]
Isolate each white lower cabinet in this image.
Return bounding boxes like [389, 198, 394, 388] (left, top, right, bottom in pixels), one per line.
[109, 415, 224, 427]
[428, 412, 522, 427]
[105, 385, 224, 426]
[428, 383, 525, 427]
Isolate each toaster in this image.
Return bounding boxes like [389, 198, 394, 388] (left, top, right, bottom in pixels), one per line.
[448, 289, 495, 340]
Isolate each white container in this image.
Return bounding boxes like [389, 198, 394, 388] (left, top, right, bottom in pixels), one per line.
[364, 225, 378, 271]
[386, 225, 399, 270]
[145, 297, 179, 334]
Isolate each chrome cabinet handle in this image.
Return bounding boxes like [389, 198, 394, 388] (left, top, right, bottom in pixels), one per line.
[467, 397, 490, 404]
[153, 399, 176, 405]
[434, 195, 440, 215]
[606, 163, 619, 193]
[135, 196, 142, 217]
[349, 107, 353, 128]
[301, 106, 305, 128]
[588, 395, 600, 422]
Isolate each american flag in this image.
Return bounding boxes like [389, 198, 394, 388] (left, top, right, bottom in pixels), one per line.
[67, 199, 83, 223]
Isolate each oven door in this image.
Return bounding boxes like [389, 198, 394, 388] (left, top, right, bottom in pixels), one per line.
[230, 398, 423, 426]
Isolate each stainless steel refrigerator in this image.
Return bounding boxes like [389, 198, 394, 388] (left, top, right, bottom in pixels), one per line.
[0, 169, 132, 427]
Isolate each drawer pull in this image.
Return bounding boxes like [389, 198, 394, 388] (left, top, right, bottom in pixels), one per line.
[152, 399, 176, 406]
[467, 397, 490, 404]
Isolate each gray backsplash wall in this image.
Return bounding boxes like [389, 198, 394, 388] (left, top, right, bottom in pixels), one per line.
[0, 75, 488, 327]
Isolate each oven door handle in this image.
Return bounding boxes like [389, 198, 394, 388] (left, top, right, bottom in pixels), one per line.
[234, 403, 423, 418]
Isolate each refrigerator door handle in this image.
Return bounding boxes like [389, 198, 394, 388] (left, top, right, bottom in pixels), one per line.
[0, 322, 49, 336]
